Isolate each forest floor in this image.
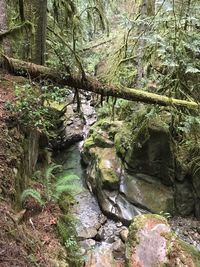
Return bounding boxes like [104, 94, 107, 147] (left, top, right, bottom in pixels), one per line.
[0, 70, 67, 267]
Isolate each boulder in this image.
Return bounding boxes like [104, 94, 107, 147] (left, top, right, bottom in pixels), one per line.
[98, 148, 121, 190]
[120, 173, 175, 214]
[97, 189, 146, 225]
[115, 118, 175, 186]
[84, 245, 124, 267]
[125, 214, 200, 267]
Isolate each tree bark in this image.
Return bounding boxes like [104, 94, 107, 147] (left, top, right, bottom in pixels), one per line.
[1, 55, 199, 110]
[0, 0, 12, 55]
[24, 0, 47, 64]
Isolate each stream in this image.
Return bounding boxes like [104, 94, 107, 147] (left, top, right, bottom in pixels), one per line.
[53, 95, 127, 266]
[55, 142, 127, 266]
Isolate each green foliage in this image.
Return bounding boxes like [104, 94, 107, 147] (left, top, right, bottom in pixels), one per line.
[159, 211, 172, 219]
[44, 164, 63, 201]
[54, 174, 82, 200]
[20, 189, 44, 205]
[57, 215, 84, 267]
[6, 83, 67, 134]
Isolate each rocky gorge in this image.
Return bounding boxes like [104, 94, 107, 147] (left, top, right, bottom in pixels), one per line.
[53, 94, 200, 266]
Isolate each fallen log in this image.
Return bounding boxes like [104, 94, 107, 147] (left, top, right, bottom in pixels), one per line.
[1, 55, 199, 110]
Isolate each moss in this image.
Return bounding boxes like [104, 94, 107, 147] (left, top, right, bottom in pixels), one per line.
[83, 136, 95, 150]
[114, 123, 131, 158]
[98, 160, 119, 189]
[58, 193, 75, 213]
[57, 215, 83, 267]
[178, 239, 200, 266]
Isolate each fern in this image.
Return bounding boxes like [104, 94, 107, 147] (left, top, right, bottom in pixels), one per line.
[20, 189, 44, 205]
[54, 174, 82, 199]
[45, 163, 62, 181]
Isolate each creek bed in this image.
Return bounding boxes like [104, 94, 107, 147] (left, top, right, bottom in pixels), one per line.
[54, 142, 127, 265]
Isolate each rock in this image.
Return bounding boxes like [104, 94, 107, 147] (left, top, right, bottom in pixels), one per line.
[193, 170, 200, 198]
[79, 239, 96, 250]
[77, 226, 98, 241]
[120, 228, 129, 243]
[98, 189, 146, 225]
[112, 239, 125, 259]
[195, 199, 200, 219]
[84, 246, 123, 267]
[120, 173, 175, 214]
[98, 148, 121, 190]
[175, 181, 195, 216]
[116, 222, 123, 227]
[57, 105, 84, 149]
[95, 227, 106, 241]
[115, 118, 175, 186]
[125, 214, 200, 267]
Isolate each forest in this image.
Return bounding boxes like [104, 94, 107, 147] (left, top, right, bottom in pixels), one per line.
[0, 0, 200, 266]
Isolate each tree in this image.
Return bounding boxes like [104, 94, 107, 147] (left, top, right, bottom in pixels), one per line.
[0, 0, 11, 55]
[24, 0, 47, 64]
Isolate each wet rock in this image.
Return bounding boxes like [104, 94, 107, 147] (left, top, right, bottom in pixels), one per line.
[120, 228, 129, 243]
[120, 173, 175, 214]
[112, 239, 125, 259]
[79, 239, 96, 250]
[62, 107, 84, 146]
[77, 226, 98, 241]
[125, 214, 200, 267]
[84, 245, 124, 267]
[98, 189, 146, 225]
[95, 227, 106, 241]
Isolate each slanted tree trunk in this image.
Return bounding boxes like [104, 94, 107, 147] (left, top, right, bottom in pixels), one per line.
[0, 0, 12, 55]
[1, 55, 198, 111]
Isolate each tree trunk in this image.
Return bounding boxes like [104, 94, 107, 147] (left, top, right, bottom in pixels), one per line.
[0, 0, 12, 55]
[1, 55, 198, 111]
[24, 0, 47, 64]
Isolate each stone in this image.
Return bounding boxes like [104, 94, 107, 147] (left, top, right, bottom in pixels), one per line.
[79, 239, 96, 250]
[125, 214, 200, 267]
[98, 189, 146, 225]
[192, 170, 200, 198]
[95, 227, 105, 241]
[98, 148, 121, 190]
[120, 173, 175, 214]
[116, 118, 175, 186]
[120, 228, 129, 243]
[77, 226, 98, 241]
[175, 181, 195, 216]
[112, 239, 125, 259]
[84, 246, 123, 267]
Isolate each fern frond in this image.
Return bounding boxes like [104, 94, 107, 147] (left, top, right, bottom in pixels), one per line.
[20, 189, 44, 205]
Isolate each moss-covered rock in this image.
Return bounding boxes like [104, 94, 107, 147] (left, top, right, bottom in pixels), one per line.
[97, 148, 120, 190]
[115, 116, 175, 186]
[125, 214, 200, 267]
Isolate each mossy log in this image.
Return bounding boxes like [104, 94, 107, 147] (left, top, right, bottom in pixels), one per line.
[1, 55, 199, 110]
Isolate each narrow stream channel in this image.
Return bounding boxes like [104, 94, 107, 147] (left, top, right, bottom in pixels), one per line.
[54, 142, 127, 265]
